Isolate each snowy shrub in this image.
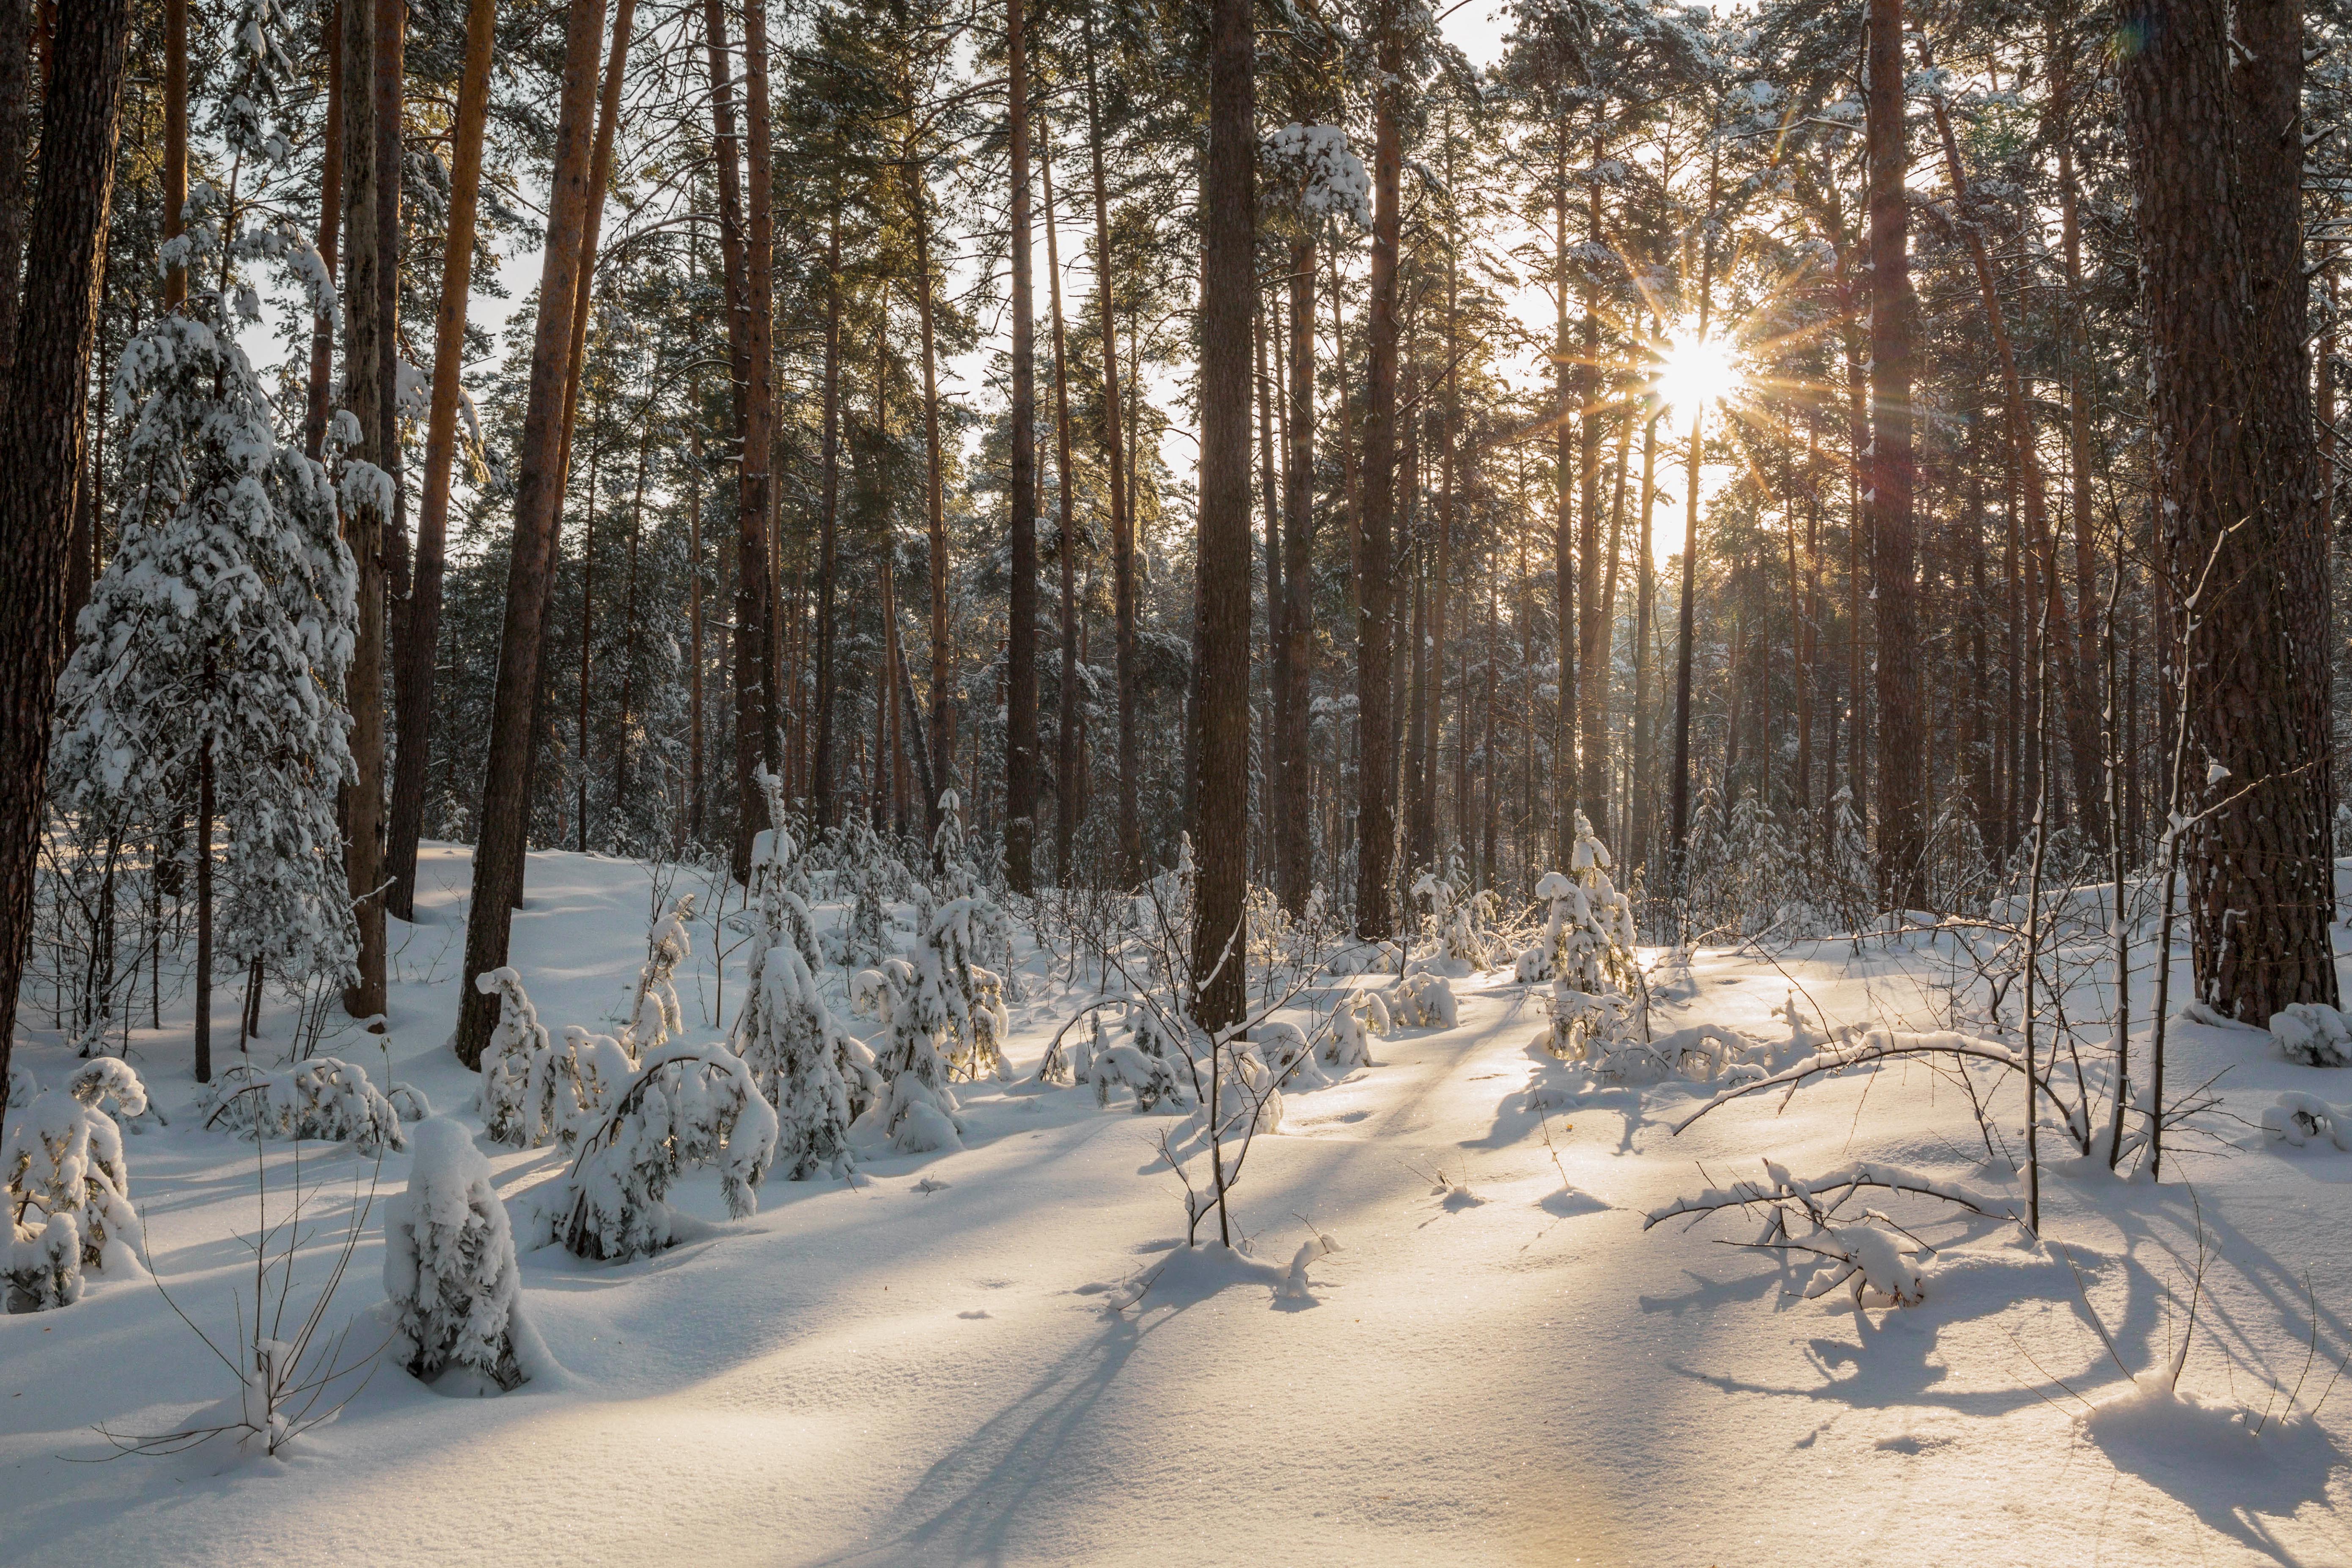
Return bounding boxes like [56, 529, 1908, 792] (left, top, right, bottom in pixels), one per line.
[1327, 991, 1387, 1069]
[934, 792, 1021, 1002]
[1412, 873, 1500, 971]
[1391, 972, 1458, 1030]
[199, 1056, 409, 1156]
[623, 895, 695, 1054]
[548, 1043, 781, 1263]
[1325, 939, 1402, 977]
[3, 1060, 147, 1311]
[1250, 1019, 1324, 1088]
[475, 966, 552, 1145]
[955, 965, 1013, 1082]
[1517, 814, 1645, 1063]
[852, 943, 967, 1153]
[838, 817, 899, 970]
[2261, 1093, 2352, 1151]
[383, 1118, 525, 1390]
[475, 967, 632, 1150]
[2268, 1003, 2352, 1068]
[736, 776, 858, 1179]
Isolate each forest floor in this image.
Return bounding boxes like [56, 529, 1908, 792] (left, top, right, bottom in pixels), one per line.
[4, 844, 2350, 1566]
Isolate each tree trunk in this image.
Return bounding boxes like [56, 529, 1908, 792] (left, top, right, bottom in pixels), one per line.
[913, 124, 951, 849]
[1084, 14, 1138, 885]
[1865, 0, 1923, 911]
[1043, 110, 1080, 883]
[1668, 156, 1716, 906]
[811, 189, 844, 822]
[1003, 0, 1039, 896]
[389, 0, 495, 920]
[194, 733, 214, 1082]
[1576, 136, 1608, 829]
[1277, 235, 1315, 912]
[339, 0, 388, 1019]
[2118, 0, 2339, 1021]
[1629, 405, 1658, 875]
[374, 0, 411, 859]
[0, 0, 127, 1113]
[303, 4, 343, 459]
[1192, 0, 1252, 1030]
[1355, 0, 1400, 939]
[163, 0, 187, 309]
[451, 0, 608, 1067]
[740, 0, 781, 862]
[0, 0, 35, 368]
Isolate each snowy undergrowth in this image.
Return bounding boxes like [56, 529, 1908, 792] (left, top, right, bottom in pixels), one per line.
[5, 845, 2350, 1565]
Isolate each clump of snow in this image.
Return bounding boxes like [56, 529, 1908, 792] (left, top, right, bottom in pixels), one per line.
[2267, 1002, 2352, 1067]
[2260, 1091, 2352, 1151]
[383, 1118, 525, 1391]
[198, 1055, 409, 1156]
[1327, 990, 1388, 1069]
[1391, 972, 1458, 1030]
[3, 1059, 148, 1311]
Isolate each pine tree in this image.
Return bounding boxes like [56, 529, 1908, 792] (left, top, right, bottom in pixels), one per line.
[736, 770, 857, 1178]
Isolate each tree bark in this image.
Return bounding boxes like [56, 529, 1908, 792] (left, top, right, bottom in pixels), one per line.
[1193, 0, 1252, 1030]
[451, 0, 608, 1066]
[388, 0, 495, 919]
[740, 0, 782, 860]
[1865, 0, 1924, 911]
[163, 0, 187, 309]
[1355, 0, 1400, 938]
[302, 4, 343, 460]
[1277, 234, 1315, 912]
[339, 0, 388, 1018]
[0, 0, 35, 368]
[1083, 14, 1138, 886]
[2118, 0, 2339, 1021]
[0, 0, 129, 1114]
[1043, 110, 1080, 884]
[1003, 0, 1039, 895]
[912, 121, 951, 849]
[811, 188, 844, 822]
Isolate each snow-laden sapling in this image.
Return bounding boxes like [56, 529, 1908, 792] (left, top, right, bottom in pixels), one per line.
[736, 777, 860, 1179]
[199, 1055, 416, 1156]
[3, 1060, 148, 1311]
[851, 926, 968, 1154]
[384, 1118, 525, 1390]
[932, 791, 1021, 1002]
[1512, 816, 1649, 1071]
[838, 816, 899, 970]
[47, 185, 358, 1093]
[547, 1043, 781, 1263]
[1326, 990, 1388, 1069]
[1412, 872, 1499, 972]
[623, 894, 696, 1053]
[475, 966, 634, 1149]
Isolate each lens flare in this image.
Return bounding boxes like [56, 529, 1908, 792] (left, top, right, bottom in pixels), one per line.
[1655, 335, 1739, 420]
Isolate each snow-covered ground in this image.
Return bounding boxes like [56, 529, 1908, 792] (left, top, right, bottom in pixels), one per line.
[5, 844, 2349, 1565]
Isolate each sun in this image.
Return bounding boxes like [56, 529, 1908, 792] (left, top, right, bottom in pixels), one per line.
[1654, 334, 1740, 421]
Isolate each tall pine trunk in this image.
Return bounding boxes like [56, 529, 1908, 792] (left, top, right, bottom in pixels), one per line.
[1003, 0, 1039, 895]
[1043, 111, 1080, 884]
[811, 189, 844, 822]
[0, 0, 129, 1109]
[389, 0, 495, 919]
[1865, 0, 1924, 911]
[1193, 0, 1253, 1032]
[2118, 0, 2339, 1021]
[1276, 235, 1315, 912]
[1354, 0, 1401, 939]
[452, 0, 608, 1066]
[1083, 14, 1138, 885]
[741, 0, 782, 856]
[339, 0, 389, 1018]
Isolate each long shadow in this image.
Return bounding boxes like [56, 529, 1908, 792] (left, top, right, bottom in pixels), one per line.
[804, 1312, 1163, 1567]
